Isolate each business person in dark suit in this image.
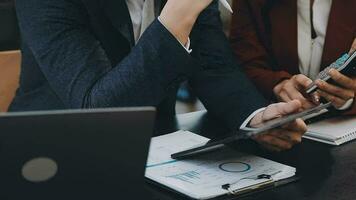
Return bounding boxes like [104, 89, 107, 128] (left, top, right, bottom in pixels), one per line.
[12, 0, 306, 151]
[230, 0, 356, 114]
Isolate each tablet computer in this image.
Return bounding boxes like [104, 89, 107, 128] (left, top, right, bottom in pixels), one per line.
[171, 102, 332, 159]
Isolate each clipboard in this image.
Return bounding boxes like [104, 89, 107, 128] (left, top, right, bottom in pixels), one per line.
[145, 175, 300, 200]
[171, 103, 332, 159]
[145, 131, 300, 200]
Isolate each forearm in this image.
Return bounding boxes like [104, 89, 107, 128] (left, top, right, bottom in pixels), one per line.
[159, 6, 195, 45]
[159, 0, 213, 45]
[85, 20, 197, 108]
[189, 2, 268, 130]
[245, 67, 292, 100]
[191, 68, 268, 131]
[16, 0, 198, 109]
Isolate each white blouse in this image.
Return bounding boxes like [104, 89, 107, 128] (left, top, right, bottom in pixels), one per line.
[125, 0, 155, 43]
[297, 0, 332, 80]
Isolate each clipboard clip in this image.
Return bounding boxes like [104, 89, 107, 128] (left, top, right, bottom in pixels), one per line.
[221, 171, 282, 195]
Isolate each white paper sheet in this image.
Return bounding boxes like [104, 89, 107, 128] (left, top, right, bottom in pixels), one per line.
[145, 131, 296, 199]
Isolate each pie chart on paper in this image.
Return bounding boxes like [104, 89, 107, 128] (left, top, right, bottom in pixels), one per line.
[218, 162, 251, 173]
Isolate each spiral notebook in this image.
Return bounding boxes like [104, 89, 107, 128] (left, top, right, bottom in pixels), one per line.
[145, 131, 297, 199]
[305, 116, 356, 145]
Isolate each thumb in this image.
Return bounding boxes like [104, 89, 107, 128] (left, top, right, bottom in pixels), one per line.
[349, 38, 356, 54]
[262, 100, 302, 121]
[295, 75, 313, 89]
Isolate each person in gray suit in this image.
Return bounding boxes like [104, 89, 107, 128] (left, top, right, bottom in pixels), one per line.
[12, 0, 306, 151]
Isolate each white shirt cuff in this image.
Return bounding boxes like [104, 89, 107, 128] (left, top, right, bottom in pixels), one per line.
[336, 98, 354, 111]
[157, 17, 192, 54]
[238, 99, 354, 131]
[239, 108, 266, 130]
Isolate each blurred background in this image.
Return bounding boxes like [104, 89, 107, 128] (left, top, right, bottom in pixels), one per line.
[0, 0, 233, 113]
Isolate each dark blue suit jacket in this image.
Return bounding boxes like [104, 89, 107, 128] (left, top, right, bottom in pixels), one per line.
[11, 0, 267, 131]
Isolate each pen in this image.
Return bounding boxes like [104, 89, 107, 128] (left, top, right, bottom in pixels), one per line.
[219, 0, 233, 14]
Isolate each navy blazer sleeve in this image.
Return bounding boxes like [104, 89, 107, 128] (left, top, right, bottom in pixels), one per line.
[189, 3, 267, 129]
[16, 0, 198, 108]
[16, 0, 267, 130]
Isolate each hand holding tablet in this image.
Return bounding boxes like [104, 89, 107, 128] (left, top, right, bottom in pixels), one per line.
[171, 102, 331, 160]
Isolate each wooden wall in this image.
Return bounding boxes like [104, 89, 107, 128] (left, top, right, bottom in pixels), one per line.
[0, 51, 20, 112]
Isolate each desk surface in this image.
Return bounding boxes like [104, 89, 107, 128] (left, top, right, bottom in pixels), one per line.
[148, 111, 356, 200]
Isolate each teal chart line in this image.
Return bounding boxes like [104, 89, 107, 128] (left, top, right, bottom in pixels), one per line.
[146, 160, 178, 168]
[219, 162, 251, 173]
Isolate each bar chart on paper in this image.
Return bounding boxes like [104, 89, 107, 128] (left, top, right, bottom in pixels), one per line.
[167, 171, 201, 184]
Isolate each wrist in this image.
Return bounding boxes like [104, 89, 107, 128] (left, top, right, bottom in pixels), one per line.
[159, 3, 199, 44]
[249, 111, 263, 127]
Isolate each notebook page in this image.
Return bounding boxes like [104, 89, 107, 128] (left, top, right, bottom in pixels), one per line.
[145, 131, 296, 199]
[307, 116, 356, 139]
